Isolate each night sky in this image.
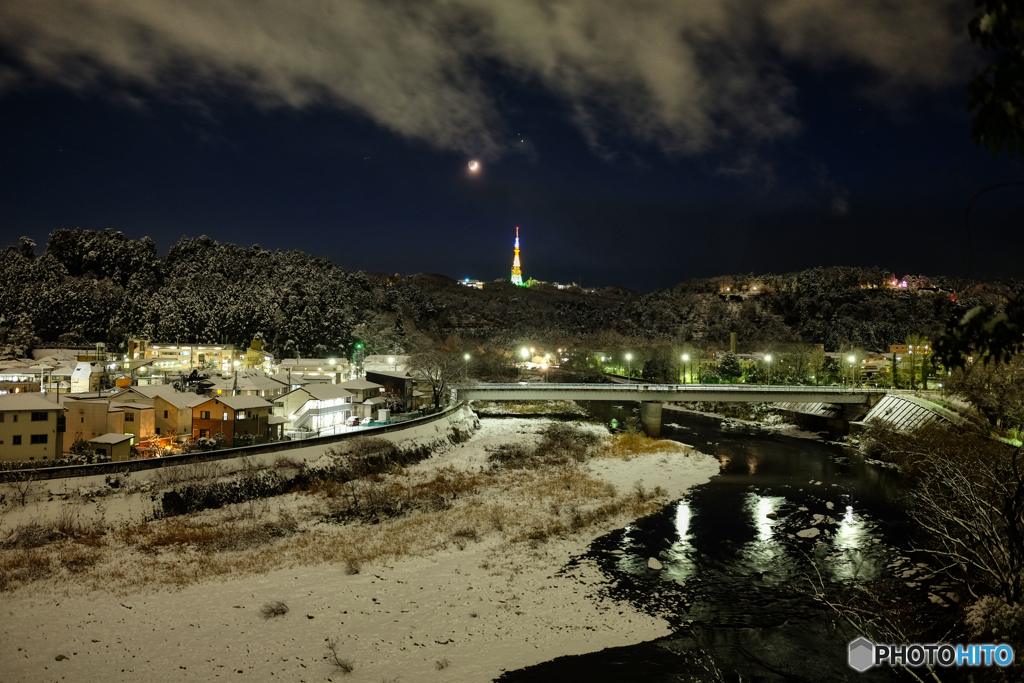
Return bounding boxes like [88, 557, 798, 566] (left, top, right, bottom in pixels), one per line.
[1, 1, 1021, 292]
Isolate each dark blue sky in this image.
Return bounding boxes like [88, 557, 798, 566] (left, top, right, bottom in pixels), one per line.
[0, 1, 1020, 291]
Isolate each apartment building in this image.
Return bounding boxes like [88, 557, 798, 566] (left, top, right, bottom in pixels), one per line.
[0, 393, 65, 462]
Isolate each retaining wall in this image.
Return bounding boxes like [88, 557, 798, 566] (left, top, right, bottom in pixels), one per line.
[1, 402, 473, 483]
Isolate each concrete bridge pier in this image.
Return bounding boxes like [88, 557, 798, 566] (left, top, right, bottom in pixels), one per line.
[640, 401, 662, 437]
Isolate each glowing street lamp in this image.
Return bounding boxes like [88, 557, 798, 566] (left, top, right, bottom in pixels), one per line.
[625, 353, 633, 379]
[521, 348, 530, 360]
[847, 355, 856, 387]
[682, 354, 689, 385]
[764, 354, 772, 386]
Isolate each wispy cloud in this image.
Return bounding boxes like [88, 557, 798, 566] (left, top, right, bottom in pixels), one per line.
[0, 0, 966, 157]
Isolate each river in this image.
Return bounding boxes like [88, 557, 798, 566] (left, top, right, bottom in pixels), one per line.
[497, 402, 927, 682]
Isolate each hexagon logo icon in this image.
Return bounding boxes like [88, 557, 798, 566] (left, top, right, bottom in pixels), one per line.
[848, 637, 875, 672]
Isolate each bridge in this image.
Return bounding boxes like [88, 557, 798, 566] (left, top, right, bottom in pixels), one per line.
[457, 383, 885, 436]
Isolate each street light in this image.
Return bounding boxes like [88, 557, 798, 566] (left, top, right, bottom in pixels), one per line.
[765, 354, 772, 386]
[682, 354, 689, 385]
[625, 353, 633, 379]
[847, 355, 856, 387]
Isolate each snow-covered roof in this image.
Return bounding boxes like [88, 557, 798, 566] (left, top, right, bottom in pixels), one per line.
[89, 433, 133, 445]
[193, 395, 272, 411]
[122, 385, 178, 400]
[270, 371, 309, 386]
[0, 393, 65, 412]
[208, 372, 287, 392]
[339, 379, 383, 390]
[304, 385, 354, 401]
[365, 370, 413, 380]
[109, 402, 154, 412]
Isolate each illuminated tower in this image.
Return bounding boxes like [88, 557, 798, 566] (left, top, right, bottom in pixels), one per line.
[510, 226, 523, 286]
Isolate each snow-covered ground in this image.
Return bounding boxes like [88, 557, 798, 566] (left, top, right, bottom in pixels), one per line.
[1, 417, 719, 683]
[662, 403, 825, 441]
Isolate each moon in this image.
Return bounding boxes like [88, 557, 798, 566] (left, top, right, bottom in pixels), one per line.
[468, 160, 480, 172]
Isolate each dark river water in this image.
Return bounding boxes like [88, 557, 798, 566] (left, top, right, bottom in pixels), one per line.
[497, 403, 921, 683]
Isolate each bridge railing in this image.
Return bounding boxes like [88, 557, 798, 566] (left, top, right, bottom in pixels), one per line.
[459, 382, 882, 395]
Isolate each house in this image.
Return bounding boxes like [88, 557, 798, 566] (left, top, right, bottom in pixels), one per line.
[208, 369, 288, 398]
[0, 359, 42, 395]
[190, 395, 273, 446]
[70, 361, 106, 393]
[0, 393, 65, 462]
[363, 355, 411, 374]
[61, 398, 154, 448]
[273, 384, 354, 434]
[364, 370, 414, 412]
[127, 338, 274, 376]
[277, 358, 349, 385]
[339, 378, 385, 419]
[88, 433, 133, 462]
[115, 402, 155, 443]
[110, 385, 203, 442]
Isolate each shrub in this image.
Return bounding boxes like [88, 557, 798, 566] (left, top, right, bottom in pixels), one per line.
[260, 600, 289, 619]
[325, 638, 354, 673]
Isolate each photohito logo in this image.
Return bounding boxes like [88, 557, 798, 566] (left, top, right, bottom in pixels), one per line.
[849, 638, 1015, 671]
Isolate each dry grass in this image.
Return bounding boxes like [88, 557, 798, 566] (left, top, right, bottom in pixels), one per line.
[607, 432, 691, 459]
[260, 600, 289, 619]
[0, 423, 687, 595]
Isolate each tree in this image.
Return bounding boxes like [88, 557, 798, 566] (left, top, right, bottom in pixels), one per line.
[968, 0, 1024, 157]
[869, 421, 1024, 607]
[409, 339, 466, 409]
[807, 347, 826, 387]
[949, 354, 1024, 432]
[718, 351, 742, 382]
[935, 295, 1024, 371]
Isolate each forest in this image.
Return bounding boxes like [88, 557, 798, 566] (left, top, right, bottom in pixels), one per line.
[0, 228, 1020, 361]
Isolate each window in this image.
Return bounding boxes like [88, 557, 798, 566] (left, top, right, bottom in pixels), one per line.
[155, 427, 161, 435]
[13, 414, 17, 422]
[124, 412, 135, 422]
[0, 413, 4, 422]
[31, 434, 47, 444]
[12, 435, 21, 445]
[200, 411, 210, 420]
[223, 412, 228, 421]
[164, 410, 168, 419]
[81, 417, 85, 423]
[31, 412, 48, 421]
[274, 402, 284, 408]
[237, 411, 246, 420]
[199, 429, 209, 438]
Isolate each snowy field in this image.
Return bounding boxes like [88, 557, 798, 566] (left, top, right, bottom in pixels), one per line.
[1, 415, 719, 683]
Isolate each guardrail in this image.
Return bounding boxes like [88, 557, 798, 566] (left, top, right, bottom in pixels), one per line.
[460, 382, 882, 395]
[0, 402, 466, 483]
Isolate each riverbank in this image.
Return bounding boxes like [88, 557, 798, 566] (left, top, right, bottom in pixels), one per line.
[0, 417, 719, 683]
[661, 403, 826, 441]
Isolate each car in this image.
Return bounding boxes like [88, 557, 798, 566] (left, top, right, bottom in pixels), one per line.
[359, 417, 374, 426]
[345, 416, 361, 426]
